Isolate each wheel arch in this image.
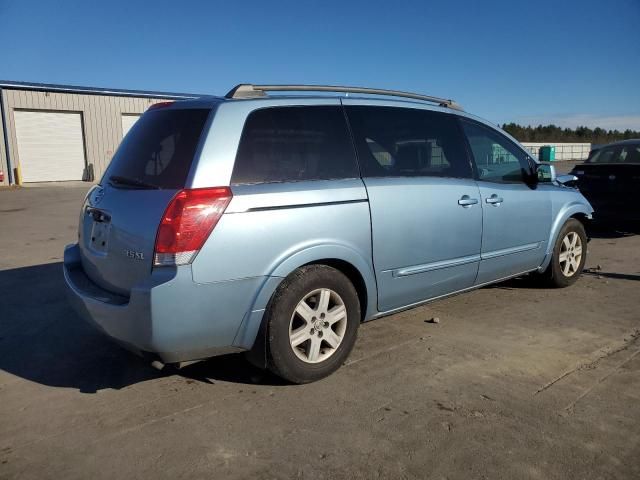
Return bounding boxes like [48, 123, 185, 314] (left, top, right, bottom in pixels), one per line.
[299, 258, 369, 323]
[539, 201, 593, 272]
[570, 211, 591, 230]
[233, 243, 378, 352]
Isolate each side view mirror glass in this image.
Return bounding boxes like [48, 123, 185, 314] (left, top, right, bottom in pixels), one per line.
[535, 163, 556, 183]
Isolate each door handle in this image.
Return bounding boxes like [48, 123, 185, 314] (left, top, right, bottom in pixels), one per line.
[486, 194, 504, 205]
[458, 195, 479, 207]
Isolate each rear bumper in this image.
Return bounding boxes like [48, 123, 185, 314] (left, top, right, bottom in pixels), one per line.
[63, 243, 267, 363]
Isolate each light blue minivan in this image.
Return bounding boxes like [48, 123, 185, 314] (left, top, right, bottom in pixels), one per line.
[64, 84, 593, 383]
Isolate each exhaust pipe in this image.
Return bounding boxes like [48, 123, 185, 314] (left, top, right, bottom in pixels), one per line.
[150, 360, 165, 371]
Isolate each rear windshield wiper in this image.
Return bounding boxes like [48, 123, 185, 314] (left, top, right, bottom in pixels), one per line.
[108, 175, 160, 190]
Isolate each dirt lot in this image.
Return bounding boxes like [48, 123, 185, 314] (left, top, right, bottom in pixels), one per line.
[1, 183, 639, 480]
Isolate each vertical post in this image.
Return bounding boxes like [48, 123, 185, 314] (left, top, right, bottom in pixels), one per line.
[0, 88, 13, 184]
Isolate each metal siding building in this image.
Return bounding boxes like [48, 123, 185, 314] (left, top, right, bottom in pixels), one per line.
[0, 81, 199, 186]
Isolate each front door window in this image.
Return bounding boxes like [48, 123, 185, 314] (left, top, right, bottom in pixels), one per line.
[460, 120, 533, 183]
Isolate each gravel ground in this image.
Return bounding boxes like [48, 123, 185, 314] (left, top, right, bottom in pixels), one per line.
[1, 183, 638, 480]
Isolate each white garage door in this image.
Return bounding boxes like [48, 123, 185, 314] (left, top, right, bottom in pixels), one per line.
[14, 110, 86, 182]
[121, 114, 141, 138]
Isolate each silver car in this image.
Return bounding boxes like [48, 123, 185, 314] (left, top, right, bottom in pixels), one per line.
[64, 84, 593, 383]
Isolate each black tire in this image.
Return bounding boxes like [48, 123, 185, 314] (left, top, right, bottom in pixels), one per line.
[539, 218, 587, 288]
[265, 265, 360, 384]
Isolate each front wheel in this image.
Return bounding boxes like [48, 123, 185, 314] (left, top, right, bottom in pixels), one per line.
[265, 265, 360, 384]
[540, 218, 587, 288]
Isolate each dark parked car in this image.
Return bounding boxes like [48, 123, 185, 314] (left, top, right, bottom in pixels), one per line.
[570, 139, 640, 225]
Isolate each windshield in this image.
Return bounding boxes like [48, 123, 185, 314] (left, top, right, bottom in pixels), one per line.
[103, 108, 211, 189]
[587, 144, 640, 164]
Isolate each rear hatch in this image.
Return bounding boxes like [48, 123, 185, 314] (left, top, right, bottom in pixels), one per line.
[79, 105, 212, 296]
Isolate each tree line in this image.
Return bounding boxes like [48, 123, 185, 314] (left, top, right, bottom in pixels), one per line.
[502, 123, 640, 144]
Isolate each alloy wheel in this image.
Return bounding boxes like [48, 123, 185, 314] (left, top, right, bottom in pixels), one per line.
[289, 288, 347, 363]
[559, 231, 583, 277]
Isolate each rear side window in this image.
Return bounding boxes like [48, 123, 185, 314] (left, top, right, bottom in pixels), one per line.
[344, 106, 473, 179]
[231, 106, 358, 184]
[104, 108, 210, 189]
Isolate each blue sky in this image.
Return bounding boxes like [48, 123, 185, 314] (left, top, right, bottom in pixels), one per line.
[1, 0, 638, 129]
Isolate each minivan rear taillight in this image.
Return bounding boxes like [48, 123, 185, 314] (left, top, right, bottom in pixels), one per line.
[153, 187, 233, 266]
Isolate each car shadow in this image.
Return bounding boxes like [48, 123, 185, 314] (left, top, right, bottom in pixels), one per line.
[0, 262, 282, 393]
[582, 269, 640, 282]
[489, 269, 640, 291]
[178, 354, 287, 386]
[587, 223, 639, 239]
[486, 275, 548, 290]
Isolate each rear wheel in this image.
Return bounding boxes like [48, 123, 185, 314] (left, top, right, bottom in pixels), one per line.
[539, 218, 587, 288]
[265, 265, 360, 384]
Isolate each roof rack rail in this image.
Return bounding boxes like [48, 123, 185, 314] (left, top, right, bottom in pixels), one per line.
[225, 84, 463, 110]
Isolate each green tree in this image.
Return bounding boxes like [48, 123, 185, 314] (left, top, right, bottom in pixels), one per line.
[502, 123, 639, 144]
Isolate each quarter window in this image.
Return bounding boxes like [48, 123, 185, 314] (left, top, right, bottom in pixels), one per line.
[460, 119, 532, 183]
[231, 106, 358, 184]
[345, 106, 473, 179]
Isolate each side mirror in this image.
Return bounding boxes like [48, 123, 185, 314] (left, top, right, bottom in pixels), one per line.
[535, 163, 556, 183]
[556, 174, 579, 186]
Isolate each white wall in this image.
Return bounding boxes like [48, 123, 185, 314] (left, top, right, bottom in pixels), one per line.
[2, 89, 173, 184]
[521, 142, 591, 161]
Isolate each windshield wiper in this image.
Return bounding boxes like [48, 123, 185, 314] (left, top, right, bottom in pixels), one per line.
[108, 175, 160, 190]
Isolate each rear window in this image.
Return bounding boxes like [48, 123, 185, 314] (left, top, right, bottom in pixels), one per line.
[104, 108, 210, 189]
[231, 106, 359, 184]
